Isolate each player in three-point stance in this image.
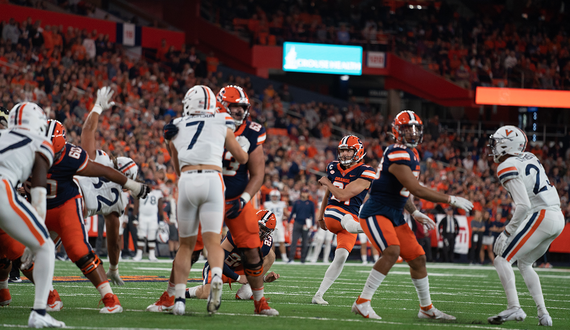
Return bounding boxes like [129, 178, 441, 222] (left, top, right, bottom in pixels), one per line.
[488, 126, 563, 326]
[311, 135, 376, 305]
[346, 110, 473, 320]
[0, 102, 64, 327]
[147, 85, 248, 315]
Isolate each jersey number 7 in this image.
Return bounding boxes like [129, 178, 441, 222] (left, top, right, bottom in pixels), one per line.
[186, 121, 205, 150]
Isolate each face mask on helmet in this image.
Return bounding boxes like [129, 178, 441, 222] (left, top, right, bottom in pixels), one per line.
[46, 120, 66, 160]
[488, 126, 527, 163]
[0, 106, 9, 129]
[392, 110, 423, 148]
[269, 189, 281, 202]
[337, 135, 365, 167]
[217, 85, 250, 128]
[257, 210, 276, 240]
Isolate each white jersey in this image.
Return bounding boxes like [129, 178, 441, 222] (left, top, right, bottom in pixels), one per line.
[139, 189, 163, 217]
[0, 128, 54, 186]
[75, 150, 127, 217]
[170, 112, 234, 170]
[497, 152, 560, 212]
[264, 200, 287, 223]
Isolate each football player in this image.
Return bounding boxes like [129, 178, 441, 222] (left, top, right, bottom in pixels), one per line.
[263, 189, 289, 262]
[349, 110, 472, 320]
[79, 86, 140, 284]
[42, 119, 149, 313]
[150, 85, 248, 316]
[0, 102, 64, 327]
[311, 135, 377, 305]
[134, 182, 164, 261]
[218, 85, 277, 315]
[0, 105, 8, 129]
[488, 126, 563, 326]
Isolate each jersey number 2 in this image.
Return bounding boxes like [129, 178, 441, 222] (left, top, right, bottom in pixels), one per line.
[331, 181, 350, 205]
[525, 164, 551, 195]
[185, 121, 205, 150]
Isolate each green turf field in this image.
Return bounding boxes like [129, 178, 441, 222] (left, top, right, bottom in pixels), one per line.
[1, 259, 569, 329]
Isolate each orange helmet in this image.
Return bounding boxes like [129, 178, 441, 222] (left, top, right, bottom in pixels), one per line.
[216, 85, 250, 127]
[338, 135, 366, 167]
[46, 120, 66, 159]
[392, 110, 423, 148]
[257, 209, 276, 240]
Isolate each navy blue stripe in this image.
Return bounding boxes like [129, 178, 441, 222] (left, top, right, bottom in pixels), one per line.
[499, 172, 519, 181]
[97, 150, 103, 156]
[225, 121, 234, 125]
[502, 211, 538, 258]
[119, 160, 134, 171]
[75, 198, 93, 253]
[11, 186, 49, 238]
[12, 104, 22, 127]
[40, 144, 54, 156]
[200, 86, 208, 109]
[203, 263, 210, 285]
[324, 212, 342, 222]
[368, 216, 388, 249]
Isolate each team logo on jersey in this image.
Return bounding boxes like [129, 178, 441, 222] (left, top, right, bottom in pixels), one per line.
[330, 170, 335, 174]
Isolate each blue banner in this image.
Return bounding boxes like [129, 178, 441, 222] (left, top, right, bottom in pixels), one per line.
[283, 42, 362, 75]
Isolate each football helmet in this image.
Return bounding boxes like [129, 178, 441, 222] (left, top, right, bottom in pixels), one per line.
[157, 221, 170, 244]
[8, 102, 48, 135]
[257, 209, 276, 240]
[0, 106, 8, 129]
[488, 125, 527, 163]
[182, 85, 217, 116]
[269, 189, 281, 202]
[392, 110, 423, 148]
[217, 85, 250, 127]
[116, 157, 139, 180]
[338, 135, 366, 167]
[46, 120, 66, 160]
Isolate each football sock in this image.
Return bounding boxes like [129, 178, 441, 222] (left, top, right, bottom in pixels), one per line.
[167, 281, 176, 296]
[175, 284, 186, 300]
[252, 287, 264, 301]
[373, 254, 380, 262]
[519, 261, 547, 316]
[32, 309, 46, 316]
[211, 267, 222, 280]
[361, 254, 367, 263]
[360, 268, 386, 300]
[316, 248, 349, 297]
[281, 252, 289, 262]
[0, 279, 7, 289]
[495, 257, 520, 309]
[32, 241, 55, 310]
[323, 239, 332, 262]
[412, 276, 432, 308]
[148, 249, 156, 259]
[96, 281, 112, 298]
[186, 286, 199, 298]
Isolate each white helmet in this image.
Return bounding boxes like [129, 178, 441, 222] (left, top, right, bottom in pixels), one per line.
[269, 189, 281, 201]
[8, 102, 48, 135]
[157, 221, 170, 244]
[489, 125, 527, 163]
[116, 157, 139, 180]
[182, 85, 217, 116]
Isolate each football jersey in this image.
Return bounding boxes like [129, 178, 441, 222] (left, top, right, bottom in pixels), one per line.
[170, 112, 234, 170]
[360, 144, 420, 225]
[75, 150, 127, 217]
[139, 189, 163, 217]
[497, 152, 560, 212]
[264, 200, 287, 223]
[325, 161, 376, 215]
[47, 143, 89, 209]
[223, 120, 267, 199]
[0, 128, 54, 186]
[224, 231, 273, 270]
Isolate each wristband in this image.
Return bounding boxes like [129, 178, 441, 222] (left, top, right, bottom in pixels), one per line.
[263, 275, 267, 283]
[92, 104, 103, 115]
[411, 210, 421, 218]
[236, 275, 241, 282]
[241, 192, 251, 204]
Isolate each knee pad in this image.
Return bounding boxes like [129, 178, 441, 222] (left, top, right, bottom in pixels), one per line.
[75, 252, 102, 275]
[240, 248, 264, 277]
[0, 258, 10, 271]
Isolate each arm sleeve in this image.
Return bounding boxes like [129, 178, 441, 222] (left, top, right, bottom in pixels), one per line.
[503, 178, 531, 235]
[222, 260, 240, 281]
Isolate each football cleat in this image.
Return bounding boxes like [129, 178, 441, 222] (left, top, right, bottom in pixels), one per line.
[172, 301, 185, 315]
[418, 305, 456, 320]
[99, 293, 123, 314]
[106, 269, 125, 286]
[47, 290, 63, 311]
[254, 297, 279, 316]
[488, 307, 526, 324]
[352, 297, 381, 319]
[207, 275, 223, 314]
[146, 291, 175, 312]
[0, 288, 12, 306]
[538, 314, 552, 326]
[235, 283, 253, 300]
[28, 311, 65, 328]
[311, 294, 329, 305]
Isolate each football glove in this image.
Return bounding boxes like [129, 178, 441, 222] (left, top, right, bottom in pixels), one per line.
[124, 179, 151, 199]
[411, 210, 436, 231]
[163, 122, 179, 140]
[493, 231, 510, 256]
[106, 268, 125, 286]
[20, 247, 35, 270]
[236, 135, 250, 152]
[449, 196, 474, 212]
[226, 197, 246, 219]
[95, 86, 115, 110]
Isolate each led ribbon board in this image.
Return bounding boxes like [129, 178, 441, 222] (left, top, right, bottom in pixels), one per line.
[476, 87, 570, 108]
[283, 42, 363, 75]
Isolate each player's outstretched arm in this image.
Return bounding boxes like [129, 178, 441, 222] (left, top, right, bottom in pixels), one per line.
[78, 160, 150, 198]
[318, 177, 370, 201]
[404, 198, 436, 231]
[82, 86, 115, 160]
[225, 128, 248, 164]
[389, 163, 473, 211]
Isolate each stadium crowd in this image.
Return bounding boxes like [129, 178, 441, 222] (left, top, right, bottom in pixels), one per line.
[2, 14, 570, 265]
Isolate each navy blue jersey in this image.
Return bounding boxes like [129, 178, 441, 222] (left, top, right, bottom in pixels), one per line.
[326, 161, 376, 215]
[360, 144, 420, 225]
[222, 120, 266, 199]
[47, 144, 89, 209]
[225, 231, 273, 269]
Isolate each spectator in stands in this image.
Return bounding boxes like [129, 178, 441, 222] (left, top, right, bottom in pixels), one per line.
[288, 187, 315, 263]
[2, 18, 19, 44]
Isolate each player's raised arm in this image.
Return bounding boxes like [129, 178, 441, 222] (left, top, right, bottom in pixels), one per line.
[82, 86, 115, 160]
[78, 160, 150, 199]
[224, 128, 248, 164]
